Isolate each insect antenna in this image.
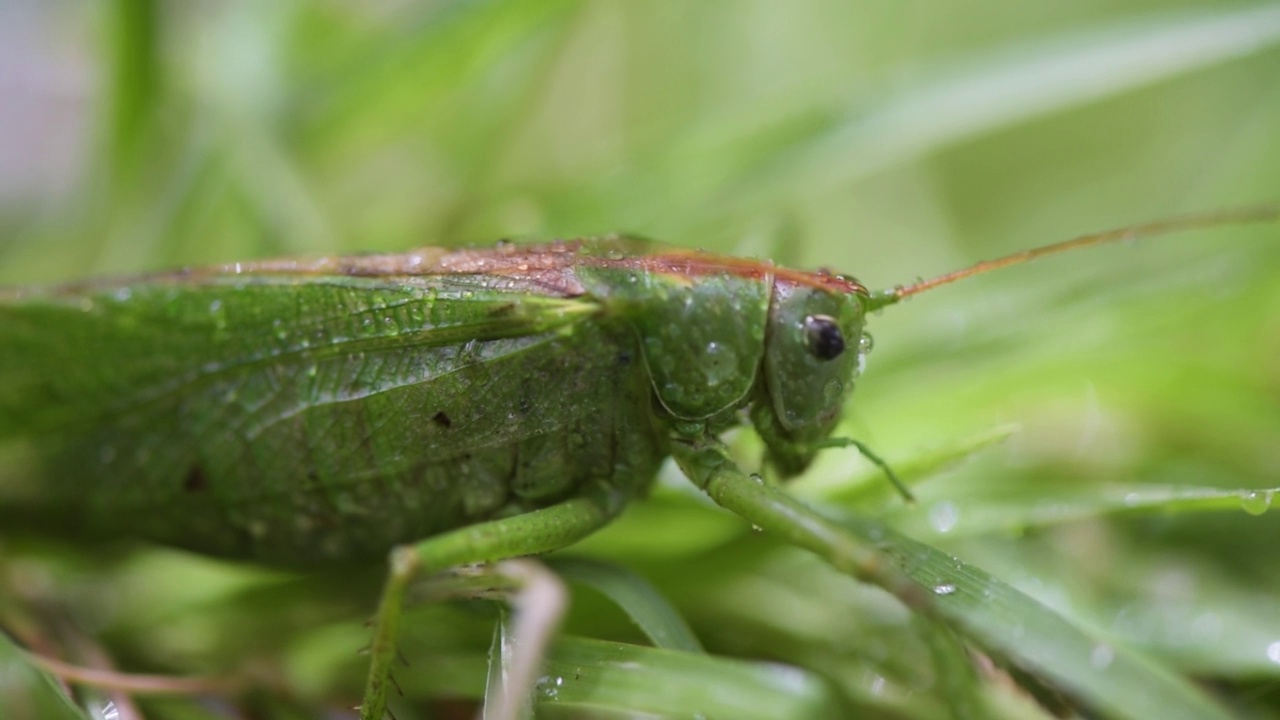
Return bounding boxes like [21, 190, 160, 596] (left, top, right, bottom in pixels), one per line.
[866, 205, 1280, 311]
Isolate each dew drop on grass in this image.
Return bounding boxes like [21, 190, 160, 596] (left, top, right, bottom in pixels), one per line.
[928, 501, 959, 534]
[932, 583, 957, 596]
[1240, 490, 1273, 516]
[1266, 641, 1280, 665]
[1090, 644, 1114, 670]
[536, 674, 564, 700]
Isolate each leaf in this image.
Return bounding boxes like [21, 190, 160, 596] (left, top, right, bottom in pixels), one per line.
[548, 557, 704, 653]
[0, 632, 93, 720]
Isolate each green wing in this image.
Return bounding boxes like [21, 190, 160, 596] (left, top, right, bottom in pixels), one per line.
[0, 273, 596, 435]
[0, 270, 634, 562]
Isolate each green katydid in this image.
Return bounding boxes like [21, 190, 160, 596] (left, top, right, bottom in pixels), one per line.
[0, 206, 1276, 719]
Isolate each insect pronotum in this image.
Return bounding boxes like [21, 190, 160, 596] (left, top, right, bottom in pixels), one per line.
[0, 206, 1276, 719]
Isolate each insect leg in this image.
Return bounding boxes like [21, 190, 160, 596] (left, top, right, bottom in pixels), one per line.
[817, 437, 914, 502]
[672, 440, 928, 610]
[359, 492, 623, 720]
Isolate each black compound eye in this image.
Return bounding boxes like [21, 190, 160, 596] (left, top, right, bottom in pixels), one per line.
[803, 314, 845, 361]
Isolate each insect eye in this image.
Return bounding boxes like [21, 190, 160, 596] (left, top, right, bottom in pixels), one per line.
[803, 314, 845, 361]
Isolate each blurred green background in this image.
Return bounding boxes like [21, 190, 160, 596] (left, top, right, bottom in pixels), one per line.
[2, 1, 1280, 718]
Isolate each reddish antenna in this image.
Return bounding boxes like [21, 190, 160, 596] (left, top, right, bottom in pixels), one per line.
[866, 205, 1280, 311]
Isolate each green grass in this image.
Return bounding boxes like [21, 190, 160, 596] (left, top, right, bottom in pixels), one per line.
[2, 1, 1280, 718]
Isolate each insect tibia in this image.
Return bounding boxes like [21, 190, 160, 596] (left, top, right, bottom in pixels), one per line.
[876, 204, 1280, 303]
[816, 437, 914, 502]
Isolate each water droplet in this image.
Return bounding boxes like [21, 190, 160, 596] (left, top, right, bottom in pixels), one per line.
[535, 674, 562, 699]
[1123, 492, 1142, 507]
[1240, 490, 1273, 516]
[750, 524, 764, 533]
[822, 379, 843, 402]
[929, 501, 959, 534]
[1267, 641, 1280, 665]
[704, 339, 735, 385]
[98, 700, 120, 720]
[859, 333, 874, 353]
[749, 473, 764, 485]
[1090, 644, 1114, 669]
[868, 675, 887, 696]
[932, 583, 957, 596]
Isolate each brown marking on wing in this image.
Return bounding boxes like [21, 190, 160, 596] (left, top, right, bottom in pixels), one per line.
[135, 241, 592, 297]
[575, 246, 868, 296]
[81, 237, 864, 298]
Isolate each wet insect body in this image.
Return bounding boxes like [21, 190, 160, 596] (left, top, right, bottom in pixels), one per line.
[0, 237, 868, 563]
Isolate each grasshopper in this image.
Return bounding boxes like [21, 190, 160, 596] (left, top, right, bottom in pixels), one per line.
[1, 207, 1276, 719]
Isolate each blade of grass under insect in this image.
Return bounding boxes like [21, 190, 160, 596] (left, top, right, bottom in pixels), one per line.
[486, 608, 532, 720]
[676, 441, 1236, 720]
[306, 618, 838, 717]
[918, 617, 985, 720]
[678, 539, 1069, 720]
[0, 632, 93, 720]
[883, 484, 1280, 538]
[837, 513, 1238, 720]
[695, 4, 1280, 223]
[547, 557, 704, 653]
[963, 528, 1280, 680]
[536, 635, 843, 719]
